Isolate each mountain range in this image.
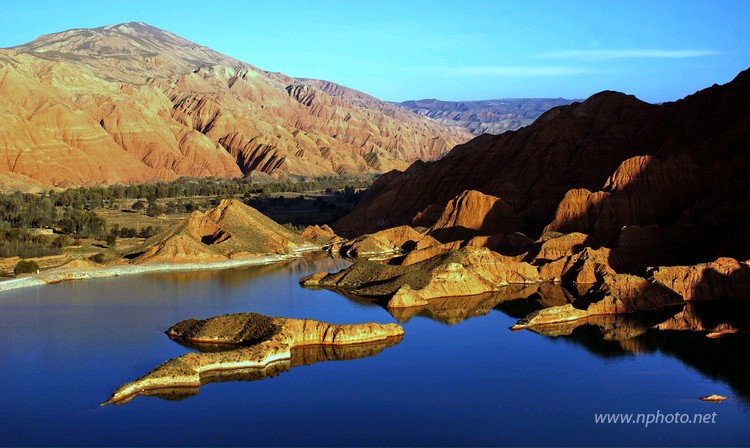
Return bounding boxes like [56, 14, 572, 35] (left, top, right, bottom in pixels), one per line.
[0, 22, 476, 191]
[397, 98, 576, 135]
[336, 68, 750, 269]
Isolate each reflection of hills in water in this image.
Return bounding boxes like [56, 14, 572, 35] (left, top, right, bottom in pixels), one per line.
[144, 254, 351, 291]
[317, 282, 581, 325]
[147, 260, 292, 288]
[501, 298, 750, 402]
[287, 253, 352, 276]
[321, 281, 750, 400]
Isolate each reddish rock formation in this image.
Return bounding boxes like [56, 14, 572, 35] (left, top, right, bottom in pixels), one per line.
[527, 232, 616, 284]
[400, 241, 462, 266]
[299, 224, 341, 245]
[465, 233, 534, 257]
[545, 154, 711, 240]
[425, 190, 523, 242]
[511, 274, 683, 330]
[0, 23, 470, 190]
[103, 312, 403, 405]
[651, 258, 750, 302]
[128, 199, 308, 263]
[301, 246, 540, 308]
[337, 225, 439, 258]
[335, 69, 750, 271]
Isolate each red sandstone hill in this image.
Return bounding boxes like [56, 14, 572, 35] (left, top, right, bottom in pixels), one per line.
[0, 22, 470, 191]
[125, 198, 307, 263]
[335, 68, 750, 267]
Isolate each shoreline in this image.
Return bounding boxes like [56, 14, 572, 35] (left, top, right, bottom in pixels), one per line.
[0, 251, 314, 294]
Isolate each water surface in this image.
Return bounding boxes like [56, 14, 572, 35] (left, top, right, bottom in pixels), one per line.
[0, 258, 748, 446]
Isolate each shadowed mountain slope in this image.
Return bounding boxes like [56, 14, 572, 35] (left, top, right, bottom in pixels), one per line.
[336, 68, 750, 265]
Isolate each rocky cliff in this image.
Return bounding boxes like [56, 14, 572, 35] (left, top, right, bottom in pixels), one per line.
[336, 68, 750, 268]
[0, 22, 470, 190]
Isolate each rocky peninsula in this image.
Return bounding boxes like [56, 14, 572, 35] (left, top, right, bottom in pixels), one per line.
[0, 199, 327, 294]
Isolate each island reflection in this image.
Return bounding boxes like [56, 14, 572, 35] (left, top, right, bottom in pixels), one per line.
[317, 283, 750, 402]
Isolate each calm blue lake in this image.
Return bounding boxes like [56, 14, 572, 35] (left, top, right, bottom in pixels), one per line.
[0, 257, 748, 446]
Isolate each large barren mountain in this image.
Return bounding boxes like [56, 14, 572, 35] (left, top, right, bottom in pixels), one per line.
[0, 22, 470, 190]
[337, 68, 750, 264]
[398, 98, 576, 136]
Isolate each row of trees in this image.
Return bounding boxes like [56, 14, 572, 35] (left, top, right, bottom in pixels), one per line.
[43, 176, 373, 209]
[1, 175, 372, 260]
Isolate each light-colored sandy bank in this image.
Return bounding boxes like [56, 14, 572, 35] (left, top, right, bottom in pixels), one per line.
[0, 252, 310, 294]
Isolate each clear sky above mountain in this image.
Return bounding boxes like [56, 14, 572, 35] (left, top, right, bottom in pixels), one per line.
[2, 0, 748, 103]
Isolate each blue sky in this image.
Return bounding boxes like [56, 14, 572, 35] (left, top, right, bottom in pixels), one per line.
[1, 1, 748, 103]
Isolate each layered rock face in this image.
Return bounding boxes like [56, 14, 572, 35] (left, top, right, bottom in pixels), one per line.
[103, 312, 403, 405]
[423, 190, 523, 242]
[126, 198, 308, 263]
[398, 98, 576, 136]
[336, 69, 750, 268]
[299, 224, 341, 245]
[334, 225, 439, 258]
[651, 258, 750, 302]
[0, 22, 470, 190]
[301, 246, 541, 308]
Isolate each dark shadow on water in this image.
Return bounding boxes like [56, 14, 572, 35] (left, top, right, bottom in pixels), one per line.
[496, 300, 750, 402]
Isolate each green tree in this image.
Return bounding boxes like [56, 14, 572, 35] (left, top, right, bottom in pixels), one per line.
[14, 260, 40, 275]
[105, 234, 117, 247]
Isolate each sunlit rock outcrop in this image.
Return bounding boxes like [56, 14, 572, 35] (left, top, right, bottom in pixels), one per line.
[336, 225, 439, 258]
[299, 224, 342, 245]
[126, 199, 309, 263]
[302, 246, 540, 308]
[103, 312, 403, 405]
[651, 257, 750, 302]
[511, 274, 683, 330]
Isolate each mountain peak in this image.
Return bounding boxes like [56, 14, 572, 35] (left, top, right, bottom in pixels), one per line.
[8, 22, 244, 82]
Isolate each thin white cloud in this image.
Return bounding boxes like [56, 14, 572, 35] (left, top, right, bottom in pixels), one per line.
[538, 49, 719, 60]
[430, 65, 595, 77]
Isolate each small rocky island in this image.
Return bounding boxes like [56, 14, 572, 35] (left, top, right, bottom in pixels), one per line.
[103, 313, 403, 405]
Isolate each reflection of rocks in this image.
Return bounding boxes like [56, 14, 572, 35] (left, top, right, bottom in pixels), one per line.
[519, 309, 680, 339]
[511, 274, 683, 330]
[390, 292, 509, 325]
[654, 302, 750, 337]
[103, 313, 403, 405]
[302, 247, 540, 308]
[499, 296, 750, 400]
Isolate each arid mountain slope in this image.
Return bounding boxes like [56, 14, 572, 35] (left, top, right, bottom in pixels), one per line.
[398, 98, 576, 135]
[126, 198, 307, 263]
[0, 22, 470, 190]
[337, 68, 750, 264]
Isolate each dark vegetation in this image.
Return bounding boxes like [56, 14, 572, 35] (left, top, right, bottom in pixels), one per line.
[13, 259, 40, 275]
[0, 176, 371, 259]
